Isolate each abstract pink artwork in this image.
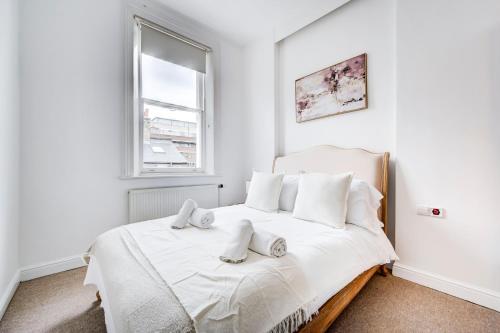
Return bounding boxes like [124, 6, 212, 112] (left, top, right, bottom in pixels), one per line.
[295, 53, 367, 123]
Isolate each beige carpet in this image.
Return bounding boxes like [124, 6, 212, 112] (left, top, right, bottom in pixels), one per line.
[1, 268, 499, 333]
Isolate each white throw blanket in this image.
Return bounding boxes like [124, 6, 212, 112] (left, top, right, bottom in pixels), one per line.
[250, 227, 287, 258]
[125, 218, 316, 333]
[219, 219, 254, 263]
[172, 199, 198, 229]
[189, 208, 215, 228]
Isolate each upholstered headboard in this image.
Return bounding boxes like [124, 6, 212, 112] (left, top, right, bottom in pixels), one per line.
[273, 145, 390, 233]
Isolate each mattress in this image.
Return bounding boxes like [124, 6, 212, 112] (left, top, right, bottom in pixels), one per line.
[84, 204, 397, 333]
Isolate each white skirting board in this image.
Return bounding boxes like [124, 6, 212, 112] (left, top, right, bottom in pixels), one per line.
[393, 262, 500, 312]
[0, 269, 20, 320]
[20, 254, 86, 282]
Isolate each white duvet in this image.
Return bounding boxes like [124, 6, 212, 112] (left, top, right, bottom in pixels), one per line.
[208, 205, 398, 308]
[85, 204, 398, 333]
[125, 216, 315, 333]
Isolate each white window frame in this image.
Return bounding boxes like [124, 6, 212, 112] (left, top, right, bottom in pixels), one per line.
[123, 7, 215, 178]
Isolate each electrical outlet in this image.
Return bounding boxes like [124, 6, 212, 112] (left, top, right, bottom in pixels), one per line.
[417, 205, 445, 218]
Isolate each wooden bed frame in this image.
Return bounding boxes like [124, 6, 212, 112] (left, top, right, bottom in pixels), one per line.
[96, 145, 391, 333]
[272, 145, 390, 333]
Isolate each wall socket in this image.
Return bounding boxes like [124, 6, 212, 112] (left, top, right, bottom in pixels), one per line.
[417, 205, 445, 218]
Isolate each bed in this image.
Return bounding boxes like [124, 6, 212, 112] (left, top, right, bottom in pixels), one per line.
[84, 145, 396, 333]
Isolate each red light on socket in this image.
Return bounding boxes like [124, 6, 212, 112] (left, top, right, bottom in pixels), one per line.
[432, 208, 440, 216]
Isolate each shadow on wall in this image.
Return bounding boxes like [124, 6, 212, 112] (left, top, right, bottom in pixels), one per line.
[490, 24, 500, 168]
[387, 159, 396, 248]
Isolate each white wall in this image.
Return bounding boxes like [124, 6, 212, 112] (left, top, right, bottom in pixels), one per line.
[19, 0, 246, 267]
[278, 0, 395, 155]
[243, 35, 278, 176]
[277, 0, 397, 241]
[0, 0, 20, 312]
[395, 0, 500, 296]
[244, 0, 396, 169]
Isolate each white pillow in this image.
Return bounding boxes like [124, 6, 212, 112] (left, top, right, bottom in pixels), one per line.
[346, 179, 384, 233]
[278, 175, 300, 212]
[293, 172, 353, 228]
[245, 171, 284, 212]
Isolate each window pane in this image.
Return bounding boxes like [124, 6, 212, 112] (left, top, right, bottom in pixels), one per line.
[141, 54, 199, 109]
[143, 103, 200, 169]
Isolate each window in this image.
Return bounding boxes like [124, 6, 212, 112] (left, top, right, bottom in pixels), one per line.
[130, 16, 213, 176]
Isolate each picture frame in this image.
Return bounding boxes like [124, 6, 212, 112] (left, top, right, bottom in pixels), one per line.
[295, 53, 368, 123]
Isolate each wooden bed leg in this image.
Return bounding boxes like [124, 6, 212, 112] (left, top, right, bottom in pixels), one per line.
[378, 265, 388, 277]
[96, 291, 101, 302]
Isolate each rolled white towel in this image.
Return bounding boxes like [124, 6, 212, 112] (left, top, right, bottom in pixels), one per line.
[220, 219, 254, 263]
[249, 228, 287, 257]
[171, 199, 198, 229]
[189, 208, 215, 229]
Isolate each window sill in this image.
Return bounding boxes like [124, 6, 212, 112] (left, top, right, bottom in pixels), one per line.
[120, 173, 220, 180]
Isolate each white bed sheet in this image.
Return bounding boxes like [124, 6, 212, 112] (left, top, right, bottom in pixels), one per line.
[85, 204, 397, 332]
[84, 257, 117, 333]
[211, 205, 397, 314]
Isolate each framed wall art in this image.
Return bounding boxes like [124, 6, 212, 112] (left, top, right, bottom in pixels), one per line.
[295, 53, 367, 123]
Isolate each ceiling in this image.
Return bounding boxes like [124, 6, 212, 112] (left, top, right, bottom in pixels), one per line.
[155, 0, 349, 45]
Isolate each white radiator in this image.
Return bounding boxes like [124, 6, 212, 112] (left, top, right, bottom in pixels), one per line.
[128, 184, 220, 223]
